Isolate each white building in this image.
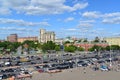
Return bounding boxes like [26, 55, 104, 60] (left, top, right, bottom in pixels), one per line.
[39, 29, 55, 43]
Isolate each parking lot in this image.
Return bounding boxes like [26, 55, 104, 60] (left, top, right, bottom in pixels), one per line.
[0, 51, 120, 80]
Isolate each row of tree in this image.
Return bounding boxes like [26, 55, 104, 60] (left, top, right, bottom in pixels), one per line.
[0, 40, 120, 54]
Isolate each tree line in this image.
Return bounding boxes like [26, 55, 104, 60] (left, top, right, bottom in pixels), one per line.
[0, 40, 120, 54]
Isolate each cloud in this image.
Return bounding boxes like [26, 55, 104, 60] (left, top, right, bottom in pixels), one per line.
[79, 20, 95, 23]
[64, 17, 74, 22]
[0, 27, 30, 31]
[78, 20, 95, 27]
[82, 11, 120, 18]
[78, 23, 93, 27]
[0, 0, 88, 15]
[103, 12, 120, 18]
[82, 11, 120, 24]
[65, 28, 77, 31]
[102, 17, 120, 24]
[0, 18, 50, 26]
[82, 11, 101, 18]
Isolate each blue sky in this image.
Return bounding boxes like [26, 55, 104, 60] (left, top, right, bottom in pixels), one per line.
[0, 0, 120, 40]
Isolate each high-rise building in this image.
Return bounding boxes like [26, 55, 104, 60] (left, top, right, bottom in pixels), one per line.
[39, 29, 55, 43]
[7, 34, 18, 42]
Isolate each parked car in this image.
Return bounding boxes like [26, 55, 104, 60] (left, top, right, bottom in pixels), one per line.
[47, 67, 61, 73]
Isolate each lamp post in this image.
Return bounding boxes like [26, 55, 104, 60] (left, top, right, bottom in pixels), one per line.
[110, 41, 112, 67]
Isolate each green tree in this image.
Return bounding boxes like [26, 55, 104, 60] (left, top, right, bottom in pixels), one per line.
[55, 45, 60, 51]
[93, 37, 100, 42]
[64, 45, 76, 52]
[105, 45, 120, 51]
[110, 45, 120, 50]
[22, 40, 38, 49]
[105, 46, 110, 51]
[41, 41, 56, 52]
[77, 47, 84, 51]
[88, 45, 104, 52]
[64, 41, 70, 44]
[83, 38, 88, 42]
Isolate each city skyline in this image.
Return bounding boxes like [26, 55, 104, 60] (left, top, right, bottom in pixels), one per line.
[0, 0, 120, 40]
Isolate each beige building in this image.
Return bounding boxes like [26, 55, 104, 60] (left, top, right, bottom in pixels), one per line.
[104, 37, 120, 46]
[18, 37, 38, 43]
[39, 29, 55, 43]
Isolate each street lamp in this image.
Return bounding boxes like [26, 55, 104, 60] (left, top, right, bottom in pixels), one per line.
[110, 41, 112, 67]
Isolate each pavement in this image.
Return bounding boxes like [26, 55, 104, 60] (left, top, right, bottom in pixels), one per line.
[25, 67, 120, 80]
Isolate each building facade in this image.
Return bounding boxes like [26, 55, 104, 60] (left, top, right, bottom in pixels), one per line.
[104, 37, 120, 46]
[18, 37, 38, 43]
[74, 42, 108, 51]
[39, 29, 55, 43]
[7, 34, 18, 42]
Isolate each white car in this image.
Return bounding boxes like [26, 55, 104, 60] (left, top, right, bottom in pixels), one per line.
[0, 75, 2, 80]
[4, 62, 10, 66]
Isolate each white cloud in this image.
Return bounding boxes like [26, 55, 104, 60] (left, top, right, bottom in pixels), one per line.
[64, 17, 74, 22]
[78, 23, 93, 27]
[79, 20, 95, 23]
[0, 18, 50, 26]
[103, 17, 120, 24]
[103, 12, 120, 18]
[78, 20, 95, 27]
[82, 11, 101, 18]
[66, 28, 77, 31]
[0, 0, 88, 15]
[82, 11, 120, 24]
[0, 27, 32, 31]
[82, 11, 120, 18]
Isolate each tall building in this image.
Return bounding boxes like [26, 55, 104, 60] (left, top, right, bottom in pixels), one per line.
[104, 37, 120, 46]
[39, 29, 55, 43]
[7, 34, 18, 42]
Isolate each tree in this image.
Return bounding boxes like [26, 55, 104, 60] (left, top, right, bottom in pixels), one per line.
[105, 45, 120, 51]
[64, 41, 70, 44]
[41, 41, 56, 52]
[64, 45, 76, 52]
[88, 45, 104, 52]
[55, 45, 60, 51]
[105, 46, 110, 51]
[0, 41, 22, 54]
[22, 40, 38, 49]
[83, 38, 88, 42]
[78, 39, 82, 43]
[110, 45, 120, 50]
[77, 47, 84, 51]
[94, 37, 100, 42]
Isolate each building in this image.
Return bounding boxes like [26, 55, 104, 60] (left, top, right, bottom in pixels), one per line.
[55, 38, 64, 45]
[7, 34, 18, 42]
[104, 37, 120, 46]
[39, 29, 55, 43]
[18, 37, 38, 43]
[74, 42, 108, 51]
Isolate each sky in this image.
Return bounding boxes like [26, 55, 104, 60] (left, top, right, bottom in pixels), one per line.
[0, 0, 120, 40]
